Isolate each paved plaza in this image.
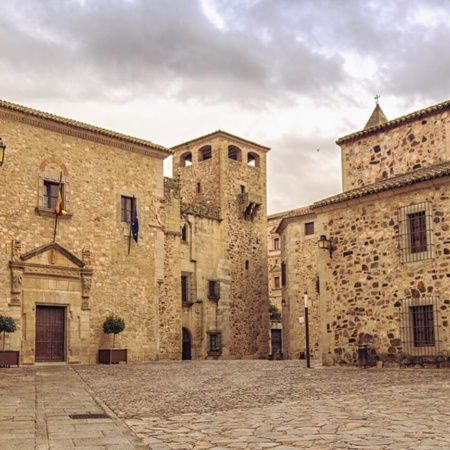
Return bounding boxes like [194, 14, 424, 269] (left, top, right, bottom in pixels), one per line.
[1, 361, 450, 449]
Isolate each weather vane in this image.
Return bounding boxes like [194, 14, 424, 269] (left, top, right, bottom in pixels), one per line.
[374, 94, 380, 104]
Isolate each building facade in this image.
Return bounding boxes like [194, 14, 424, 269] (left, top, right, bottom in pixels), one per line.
[0, 100, 270, 364]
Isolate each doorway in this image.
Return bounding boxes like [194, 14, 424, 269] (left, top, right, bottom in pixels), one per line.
[182, 328, 191, 360]
[35, 305, 66, 362]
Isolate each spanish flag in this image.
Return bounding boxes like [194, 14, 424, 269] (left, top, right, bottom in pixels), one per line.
[54, 183, 67, 216]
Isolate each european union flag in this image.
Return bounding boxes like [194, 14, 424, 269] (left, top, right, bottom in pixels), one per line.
[131, 204, 139, 243]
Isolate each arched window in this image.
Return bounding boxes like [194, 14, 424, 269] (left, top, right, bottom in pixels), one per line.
[199, 145, 212, 161]
[180, 152, 192, 167]
[228, 145, 242, 161]
[247, 152, 260, 167]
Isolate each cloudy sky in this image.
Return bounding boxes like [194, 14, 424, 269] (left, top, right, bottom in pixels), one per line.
[1, 0, 450, 214]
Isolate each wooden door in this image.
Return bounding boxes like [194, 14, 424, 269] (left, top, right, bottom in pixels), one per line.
[35, 306, 65, 362]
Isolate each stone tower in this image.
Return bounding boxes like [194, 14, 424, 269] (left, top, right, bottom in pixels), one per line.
[171, 131, 270, 359]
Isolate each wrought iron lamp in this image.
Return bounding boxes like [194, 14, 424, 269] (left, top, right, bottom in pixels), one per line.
[0, 139, 5, 167]
[318, 235, 333, 258]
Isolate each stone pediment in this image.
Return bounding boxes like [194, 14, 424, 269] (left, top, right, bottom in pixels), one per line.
[19, 242, 85, 269]
[269, 264, 281, 274]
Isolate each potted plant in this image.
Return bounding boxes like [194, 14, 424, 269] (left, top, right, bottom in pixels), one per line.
[98, 314, 127, 364]
[0, 315, 19, 367]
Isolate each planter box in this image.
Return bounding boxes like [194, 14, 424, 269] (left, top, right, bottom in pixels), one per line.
[0, 351, 20, 367]
[98, 349, 127, 364]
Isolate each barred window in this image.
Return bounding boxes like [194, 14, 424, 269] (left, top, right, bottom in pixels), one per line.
[398, 296, 440, 357]
[399, 202, 433, 263]
[208, 280, 220, 300]
[208, 332, 222, 353]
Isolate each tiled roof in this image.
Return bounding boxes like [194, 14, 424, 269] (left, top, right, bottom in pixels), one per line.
[337, 98, 450, 145]
[312, 161, 450, 209]
[171, 130, 270, 152]
[0, 99, 171, 154]
[282, 206, 315, 219]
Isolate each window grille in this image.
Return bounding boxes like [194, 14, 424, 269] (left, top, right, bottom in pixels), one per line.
[208, 332, 222, 352]
[399, 202, 434, 263]
[208, 280, 220, 301]
[398, 296, 441, 357]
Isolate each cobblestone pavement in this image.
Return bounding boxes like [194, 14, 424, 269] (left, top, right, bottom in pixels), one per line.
[74, 360, 450, 449]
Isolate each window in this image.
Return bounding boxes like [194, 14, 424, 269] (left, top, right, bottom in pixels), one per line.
[409, 212, 426, 253]
[411, 305, 435, 347]
[305, 222, 315, 236]
[43, 181, 60, 210]
[181, 224, 188, 242]
[228, 145, 242, 161]
[208, 280, 220, 301]
[274, 276, 280, 289]
[197, 182, 202, 193]
[281, 262, 286, 286]
[247, 152, 260, 167]
[181, 152, 192, 167]
[199, 145, 212, 161]
[245, 260, 249, 270]
[208, 332, 222, 353]
[121, 196, 135, 223]
[398, 296, 440, 356]
[181, 275, 189, 303]
[399, 202, 433, 263]
[273, 238, 280, 250]
[181, 272, 195, 305]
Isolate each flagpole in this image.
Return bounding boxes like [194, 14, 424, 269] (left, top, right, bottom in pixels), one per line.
[128, 196, 134, 255]
[53, 172, 63, 242]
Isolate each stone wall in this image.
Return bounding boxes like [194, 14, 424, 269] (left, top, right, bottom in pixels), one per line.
[0, 102, 168, 364]
[340, 106, 450, 191]
[315, 178, 450, 365]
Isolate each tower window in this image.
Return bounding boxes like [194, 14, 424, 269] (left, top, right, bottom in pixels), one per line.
[247, 152, 260, 168]
[228, 145, 242, 161]
[199, 145, 212, 161]
[181, 152, 192, 167]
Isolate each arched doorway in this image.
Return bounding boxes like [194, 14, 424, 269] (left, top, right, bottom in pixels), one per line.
[182, 328, 191, 360]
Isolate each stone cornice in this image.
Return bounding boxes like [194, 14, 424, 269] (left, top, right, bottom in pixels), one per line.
[0, 99, 172, 160]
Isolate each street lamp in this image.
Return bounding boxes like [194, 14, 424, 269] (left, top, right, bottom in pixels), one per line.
[318, 235, 333, 258]
[304, 293, 311, 369]
[0, 139, 5, 167]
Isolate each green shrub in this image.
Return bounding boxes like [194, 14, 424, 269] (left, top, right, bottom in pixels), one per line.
[102, 314, 125, 347]
[0, 315, 17, 351]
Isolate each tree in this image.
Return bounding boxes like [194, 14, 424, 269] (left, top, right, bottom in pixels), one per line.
[102, 314, 125, 348]
[0, 315, 17, 351]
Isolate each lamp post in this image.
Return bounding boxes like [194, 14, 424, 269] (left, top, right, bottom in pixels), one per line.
[0, 139, 6, 167]
[304, 293, 310, 368]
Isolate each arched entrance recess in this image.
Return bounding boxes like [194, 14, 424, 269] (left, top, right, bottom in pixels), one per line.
[182, 328, 192, 360]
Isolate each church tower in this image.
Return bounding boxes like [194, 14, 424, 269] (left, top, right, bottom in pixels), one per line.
[171, 131, 270, 359]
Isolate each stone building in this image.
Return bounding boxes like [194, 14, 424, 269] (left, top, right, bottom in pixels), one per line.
[278, 98, 450, 366]
[315, 99, 450, 366]
[0, 100, 270, 365]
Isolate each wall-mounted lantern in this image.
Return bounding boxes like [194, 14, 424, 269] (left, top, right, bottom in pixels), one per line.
[0, 139, 6, 167]
[318, 235, 333, 258]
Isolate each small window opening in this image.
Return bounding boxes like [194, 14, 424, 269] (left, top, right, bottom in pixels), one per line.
[121, 196, 135, 223]
[245, 260, 249, 270]
[240, 185, 245, 193]
[305, 222, 315, 236]
[181, 225, 188, 241]
[273, 238, 280, 250]
[247, 152, 260, 167]
[197, 182, 202, 193]
[199, 145, 212, 161]
[228, 145, 242, 161]
[44, 181, 60, 210]
[181, 152, 192, 167]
